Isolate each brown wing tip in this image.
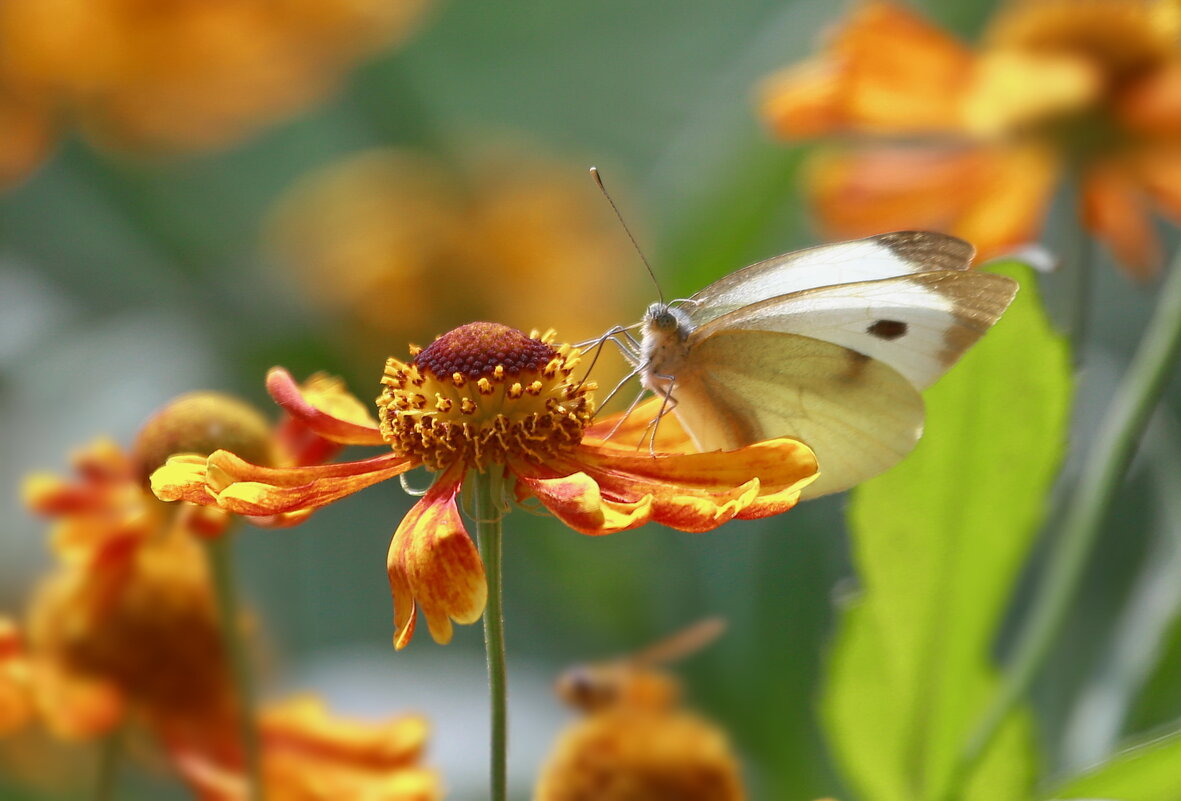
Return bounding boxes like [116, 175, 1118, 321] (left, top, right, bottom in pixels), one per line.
[872, 231, 976, 272]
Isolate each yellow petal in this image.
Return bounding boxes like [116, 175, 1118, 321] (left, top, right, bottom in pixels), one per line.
[387, 467, 486, 649]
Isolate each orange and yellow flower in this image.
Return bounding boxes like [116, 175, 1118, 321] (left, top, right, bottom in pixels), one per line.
[8, 392, 442, 798]
[534, 620, 745, 801]
[151, 323, 820, 649]
[760, 0, 1181, 280]
[0, 0, 432, 178]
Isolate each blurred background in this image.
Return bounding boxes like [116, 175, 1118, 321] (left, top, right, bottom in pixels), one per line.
[2, 0, 1179, 798]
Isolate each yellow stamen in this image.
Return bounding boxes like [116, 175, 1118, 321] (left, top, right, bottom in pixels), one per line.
[377, 323, 596, 471]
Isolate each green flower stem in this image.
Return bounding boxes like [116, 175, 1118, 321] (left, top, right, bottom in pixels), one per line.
[94, 725, 123, 801]
[955, 247, 1181, 790]
[203, 534, 264, 801]
[474, 470, 508, 801]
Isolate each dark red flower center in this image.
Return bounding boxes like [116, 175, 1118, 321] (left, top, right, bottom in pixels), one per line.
[414, 322, 557, 381]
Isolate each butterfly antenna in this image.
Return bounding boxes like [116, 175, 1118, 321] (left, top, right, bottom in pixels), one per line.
[590, 166, 664, 306]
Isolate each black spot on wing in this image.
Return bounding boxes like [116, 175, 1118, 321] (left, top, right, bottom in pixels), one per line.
[867, 319, 908, 340]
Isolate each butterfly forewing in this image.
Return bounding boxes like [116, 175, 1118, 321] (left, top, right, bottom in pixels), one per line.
[685, 231, 975, 326]
[693, 270, 1017, 390]
[669, 330, 925, 498]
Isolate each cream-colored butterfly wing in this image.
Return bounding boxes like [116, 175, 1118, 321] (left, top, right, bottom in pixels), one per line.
[684, 231, 975, 325]
[668, 330, 925, 498]
[695, 270, 1017, 390]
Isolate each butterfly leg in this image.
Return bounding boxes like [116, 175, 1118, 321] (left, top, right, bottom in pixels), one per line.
[640, 374, 679, 455]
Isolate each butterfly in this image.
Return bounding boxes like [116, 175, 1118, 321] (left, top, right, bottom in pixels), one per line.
[612, 231, 1018, 499]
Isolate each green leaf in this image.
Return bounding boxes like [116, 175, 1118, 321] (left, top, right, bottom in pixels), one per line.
[823, 262, 1073, 801]
[1043, 729, 1181, 801]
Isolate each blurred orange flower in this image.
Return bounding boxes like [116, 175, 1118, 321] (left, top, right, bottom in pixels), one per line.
[534, 619, 745, 801]
[0, 0, 431, 164]
[151, 323, 819, 649]
[176, 696, 441, 801]
[265, 148, 645, 366]
[8, 392, 442, 796]
[760, 0, 1181, 280]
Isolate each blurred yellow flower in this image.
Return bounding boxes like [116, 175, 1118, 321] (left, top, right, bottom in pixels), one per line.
[0, 0, 431, 157]
[265, 148, 646, 366]
[175, 696, 441, 801]
[760, 0, 1181, 280]
[534, 620, 746, 801]
[151, 325, 818, 648]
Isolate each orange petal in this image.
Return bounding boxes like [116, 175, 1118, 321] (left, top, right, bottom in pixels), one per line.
[514, 470, 654, 535]
[150, 454, 219, 505]
[584, 397, 696, 454]
[207, 450, 416, 517]
[1081, 162, 1163, 281]
[22, 472, 103, 515]
[387, 467, 486, 649]
[578, 438, 818, 531]
[518, 437, 817, 534]
[1119, 59, 1181, 136]
[1133, 145, 1181, 224]
[261, 695, 429, 768]
[266, 367, 385, 446]
[761, 0, 973, 138]
[31, 659, 125, 740]
[953, 144, 1059, 257]
[759, 57, 846, 139]
[808, 143, 1056, 261]
[0, 619, 32, 736]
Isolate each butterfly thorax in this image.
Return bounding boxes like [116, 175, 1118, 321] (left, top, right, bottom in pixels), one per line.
[640, 303, 694, 392]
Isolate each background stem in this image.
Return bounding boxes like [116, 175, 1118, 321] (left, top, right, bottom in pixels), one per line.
[955, 247, 1181, 788]
[204, 535, 264, 801]
[93, 726, 123, 801]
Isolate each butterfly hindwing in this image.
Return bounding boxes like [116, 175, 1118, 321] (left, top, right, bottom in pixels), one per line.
[669, 329, 926, 498]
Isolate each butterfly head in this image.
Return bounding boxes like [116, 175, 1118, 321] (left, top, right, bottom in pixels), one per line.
[642, 302, 692, 341]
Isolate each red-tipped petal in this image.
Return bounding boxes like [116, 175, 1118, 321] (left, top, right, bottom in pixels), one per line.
[266, 367, 385, 446]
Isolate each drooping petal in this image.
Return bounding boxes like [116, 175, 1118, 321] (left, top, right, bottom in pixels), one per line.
[387, 466, 486, 649]
[205, 450, 416, 517]
[513, 470, 654, 535]
[1081, 161, 1163, 281]
[266, 367, 386, 446]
